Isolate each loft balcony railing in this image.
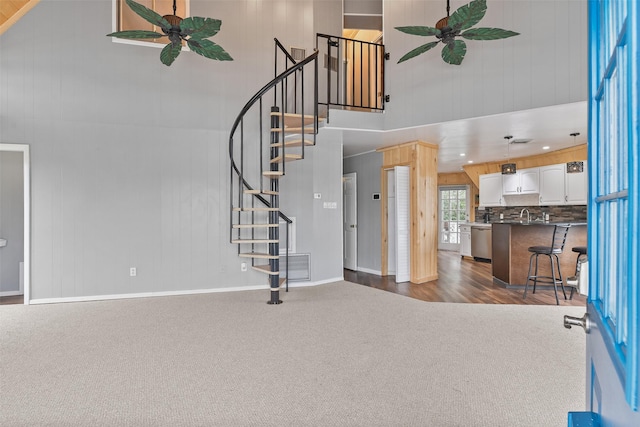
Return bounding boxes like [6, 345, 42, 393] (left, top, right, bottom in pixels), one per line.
[316, 33, 386, 121]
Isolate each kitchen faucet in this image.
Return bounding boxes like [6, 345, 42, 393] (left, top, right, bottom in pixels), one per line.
[520, 208, 530, 223]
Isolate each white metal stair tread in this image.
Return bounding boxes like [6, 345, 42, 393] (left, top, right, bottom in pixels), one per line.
[252, 265, 279, 275]
[232, 239, 278, 244]
[269, 112, 316, 127]
[244, 189, 278, 195]
[238, 252, 279, 259]
[270, 154, 303, 163]
[271, 127, 317, 134]
[233, 207, 279, 211]
[270, 139, 314, 148]
[232, 223, 278, 229]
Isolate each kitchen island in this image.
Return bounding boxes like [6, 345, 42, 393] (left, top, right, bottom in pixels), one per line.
[492, 221, 586, 287]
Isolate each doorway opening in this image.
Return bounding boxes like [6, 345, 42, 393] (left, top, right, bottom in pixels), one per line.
[343, 172, 357, 271]
[438, 186, 469, 251]
[0, 144, 30, 305]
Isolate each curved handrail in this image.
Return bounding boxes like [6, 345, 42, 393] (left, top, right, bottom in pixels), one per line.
[228, 50, 319, 223]
[274, 38, 297, 64]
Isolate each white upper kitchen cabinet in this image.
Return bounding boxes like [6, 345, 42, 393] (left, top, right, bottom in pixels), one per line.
[502, 167, 539, 195]
[479, 172, 505, 207]
[539, 164, 566, 205]
[565, 162, 588, 204]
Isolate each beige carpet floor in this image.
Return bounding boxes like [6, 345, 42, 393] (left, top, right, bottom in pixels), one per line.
[0, 281, 586, 426]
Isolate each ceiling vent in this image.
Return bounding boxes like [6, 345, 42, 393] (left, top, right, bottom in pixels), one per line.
[511, 138, 533, 144]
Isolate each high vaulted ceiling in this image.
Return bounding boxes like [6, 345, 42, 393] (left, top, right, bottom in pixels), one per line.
[0, 0, 39, 36]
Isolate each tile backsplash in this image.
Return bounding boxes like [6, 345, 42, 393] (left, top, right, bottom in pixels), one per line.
[475, 205, 587, 223]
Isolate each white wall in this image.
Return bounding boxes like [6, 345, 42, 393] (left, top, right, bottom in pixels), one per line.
[383, 0, 588, 129]
[343, 151, 383, 273]
[0, 0, 343, 301]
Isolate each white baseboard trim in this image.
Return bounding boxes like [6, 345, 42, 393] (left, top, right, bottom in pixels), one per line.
[289, 276, 344, 287]
[28, 285, 269, 305]
[357, 267, 382, 275]
[28, 277, 347, 305]
[0, 290, 23, 297]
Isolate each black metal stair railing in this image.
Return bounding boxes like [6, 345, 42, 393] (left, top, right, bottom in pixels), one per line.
[229, 40, 319, 304]
[316, 33, 386, 122]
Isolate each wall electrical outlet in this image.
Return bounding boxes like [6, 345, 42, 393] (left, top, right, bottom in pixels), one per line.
[129, 267, 137, 277]
[241, 262, 247, 272]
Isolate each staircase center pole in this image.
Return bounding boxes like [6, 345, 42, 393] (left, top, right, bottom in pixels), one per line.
[268, 106, 282, 305]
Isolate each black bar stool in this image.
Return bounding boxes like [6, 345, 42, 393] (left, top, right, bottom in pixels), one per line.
[568, 246, 588, 299]
[524, 225, 571, 305]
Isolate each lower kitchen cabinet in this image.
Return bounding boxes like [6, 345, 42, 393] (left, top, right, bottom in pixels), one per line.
[460, 224, 471, 257]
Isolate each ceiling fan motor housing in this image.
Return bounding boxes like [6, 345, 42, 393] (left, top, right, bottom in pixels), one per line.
[163, 14, 183, 29]
[435, 16, 449, 30]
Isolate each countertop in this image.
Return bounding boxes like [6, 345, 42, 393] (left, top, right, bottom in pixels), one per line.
[492, 220, 587, 226]
[467, 222, 492, 228]
[466, 221, 587, 230]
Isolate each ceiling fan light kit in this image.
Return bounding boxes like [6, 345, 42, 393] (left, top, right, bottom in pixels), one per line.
[107, 0, 233, 66]
[395, 0, 519, 65]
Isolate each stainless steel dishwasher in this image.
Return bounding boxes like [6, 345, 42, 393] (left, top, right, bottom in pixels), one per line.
[471, 225, 492, 261]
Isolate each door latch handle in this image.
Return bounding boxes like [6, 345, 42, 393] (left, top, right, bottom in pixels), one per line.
[564, 313, 590, 333]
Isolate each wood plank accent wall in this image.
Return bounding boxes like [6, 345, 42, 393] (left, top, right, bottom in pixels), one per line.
[378, 141, 439, 284]
[462, 144, 588, 188]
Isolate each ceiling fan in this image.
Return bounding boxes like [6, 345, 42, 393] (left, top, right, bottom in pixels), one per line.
[395, 0, 519, 65]
[107, 0, 232, 66]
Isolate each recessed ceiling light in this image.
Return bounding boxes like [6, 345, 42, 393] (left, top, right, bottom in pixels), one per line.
[467, 160, 474, 164]
[460, 153, 466, 157]
[542, 146, 550, 150]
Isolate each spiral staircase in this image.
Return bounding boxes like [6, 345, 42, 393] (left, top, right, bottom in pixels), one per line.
[229, 36, 386, 304]
[228, 40, 322, 304]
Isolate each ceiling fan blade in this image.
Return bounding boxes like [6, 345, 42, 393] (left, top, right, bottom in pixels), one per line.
[187, 39, 233, 61]
[180, 17, 222, 39]
[397, 41, 440, 63]
[441, 40, 467, 65]
[106, 30, 165, 40]
[460, 28, 520, 40]
[160, 42, 182, 66]
[395, 26, 441, 37]
[448, 0, 487, 31]
[125, 0, 171, 31]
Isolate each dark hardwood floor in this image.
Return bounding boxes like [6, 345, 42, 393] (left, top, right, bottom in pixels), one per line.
[344, 250, 587, 306]
[0, 294, 23, 305]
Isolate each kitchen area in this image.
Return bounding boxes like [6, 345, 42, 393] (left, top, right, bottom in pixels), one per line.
[459, 160, 588, 298]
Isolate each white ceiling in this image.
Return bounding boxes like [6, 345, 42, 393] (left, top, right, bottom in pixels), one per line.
[332, 101, 588, 173]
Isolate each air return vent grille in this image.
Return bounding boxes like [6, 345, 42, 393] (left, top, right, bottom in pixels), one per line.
[279, 253, 310, 281]
[290, 47, 306, 61]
